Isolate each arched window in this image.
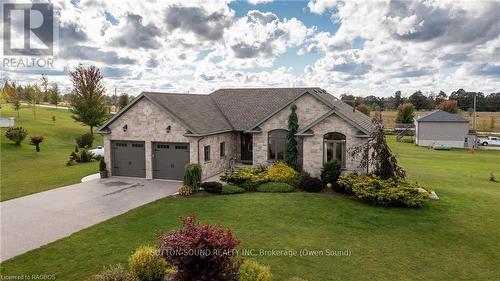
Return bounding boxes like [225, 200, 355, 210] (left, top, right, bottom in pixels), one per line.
[268, 129, 288, 161]
[324, 132, 346, 168]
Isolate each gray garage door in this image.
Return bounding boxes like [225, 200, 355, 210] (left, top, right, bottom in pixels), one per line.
[111, 141, 146, 177]
[153, 142, 190, 180]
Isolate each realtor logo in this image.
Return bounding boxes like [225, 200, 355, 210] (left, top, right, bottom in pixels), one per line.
[3, 3, 54, 56]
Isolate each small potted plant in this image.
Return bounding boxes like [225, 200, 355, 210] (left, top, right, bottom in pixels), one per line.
[99, 158, 108, 178]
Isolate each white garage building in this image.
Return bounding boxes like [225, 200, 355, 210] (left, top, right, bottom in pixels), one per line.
[414, 110, 477, 148]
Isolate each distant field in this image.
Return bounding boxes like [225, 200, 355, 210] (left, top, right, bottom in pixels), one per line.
[1, 105, 102, 201]
[377, 111, 500, 133]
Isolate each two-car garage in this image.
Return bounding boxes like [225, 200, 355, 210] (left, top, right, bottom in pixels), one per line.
[111, 141, 189, 180]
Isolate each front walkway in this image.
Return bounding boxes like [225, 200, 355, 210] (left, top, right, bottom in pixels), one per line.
[0, 177, 180, 262]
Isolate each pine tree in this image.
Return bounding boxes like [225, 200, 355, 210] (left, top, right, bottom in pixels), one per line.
[286, 104, 299, 169]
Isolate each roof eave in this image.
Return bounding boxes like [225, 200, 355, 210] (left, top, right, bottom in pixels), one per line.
[183, 129, 234, 137]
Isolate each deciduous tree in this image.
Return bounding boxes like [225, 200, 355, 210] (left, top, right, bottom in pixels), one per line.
[355, 103, 371, 116]
[350, 112, 406, 181]
[437, 100, 459, 114]
[117, 93, 130, 110]
[69, 65, 108, 134]
[48, 83, 60, 108]
[1, 81, 21, 116]
[395, 103, 415, 124]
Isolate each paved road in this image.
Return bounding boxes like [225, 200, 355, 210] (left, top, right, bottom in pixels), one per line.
[479, 146, 500, 150]
[0, 177, 179, 262]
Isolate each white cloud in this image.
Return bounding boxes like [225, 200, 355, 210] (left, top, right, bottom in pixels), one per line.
[247, 0, 273, 5]
[221, 10, 313, 68]
[302, 0, 500, 95]
[1, 0, 498, 97]
[307, 0, 340, 15]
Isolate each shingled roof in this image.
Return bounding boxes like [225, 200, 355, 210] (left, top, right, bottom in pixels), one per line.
[144, 92, 233, 135]
[211, 88, 324, 130]
[415, 110, 468, 123]
[98, 88, 373, 135]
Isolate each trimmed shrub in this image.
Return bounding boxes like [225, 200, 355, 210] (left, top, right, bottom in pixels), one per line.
[99, 158, 107, 171]
[158, 215, 240, 281]
[221, 167, 268, 191]
[240, 181, 259, 192]
[5, 126, 27, 145]
[71, 151, 81, 162]
[201, 181, 223, 193]
[267, 162, 299, 187]
[87, 264, 139, 281]
[128, 245, 167, 281]
[298, 176, 323, 192]
[76, 133, 94, 148]
[80, 149, 91, 162]
[336, 172, 358, 193]
[177, 185, 192, 196]
[320, 161, 342, 186]
[257, 182, 294, 193]
[222, 184, 245, 194]
[239, 260, 272, 281]
[30, 136, 44, 152]
[337, 174, 428, 207]
[184, 164, 202, 192]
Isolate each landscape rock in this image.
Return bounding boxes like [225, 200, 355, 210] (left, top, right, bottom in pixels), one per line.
[416, 187, 427, 193]
[429, 191, 439, 200]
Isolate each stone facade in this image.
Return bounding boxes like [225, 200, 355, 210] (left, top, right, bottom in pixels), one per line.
[103, 97, 236, 179]
[302, 114, 367, 177]
[196, 132, 238, 178]
[253, 93, 331, 166]
[103, 93, 368, 180]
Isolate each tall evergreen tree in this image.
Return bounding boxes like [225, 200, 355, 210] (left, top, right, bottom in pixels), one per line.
[69, 65, 108, 134]
[286, 104, 299, 169]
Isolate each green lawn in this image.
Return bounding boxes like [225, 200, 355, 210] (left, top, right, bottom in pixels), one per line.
[1, 105, 102, 201]
[1, 139, 499, 280]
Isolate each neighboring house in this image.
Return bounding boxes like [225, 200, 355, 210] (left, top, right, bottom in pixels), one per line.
[97, 88, 373, 180]
[414, 110, 477, 148]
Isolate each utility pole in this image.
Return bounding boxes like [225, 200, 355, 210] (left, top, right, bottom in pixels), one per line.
[473, 93, 477, 130]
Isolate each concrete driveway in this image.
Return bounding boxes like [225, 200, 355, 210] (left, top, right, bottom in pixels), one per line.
[0, 177, 180, 262]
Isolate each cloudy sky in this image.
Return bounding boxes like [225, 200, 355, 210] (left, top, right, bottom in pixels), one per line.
[1, 0, 499, 97]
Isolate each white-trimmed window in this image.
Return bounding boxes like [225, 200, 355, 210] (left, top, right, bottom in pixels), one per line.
[324, 132, 346, 168]
[268, 129, 288, 161]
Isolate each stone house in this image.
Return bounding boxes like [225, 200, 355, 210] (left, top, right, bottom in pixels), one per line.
[97, 88, 373, 180]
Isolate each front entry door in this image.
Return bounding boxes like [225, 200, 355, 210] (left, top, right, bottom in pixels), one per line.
[241, 133, 253, 164]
